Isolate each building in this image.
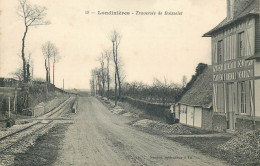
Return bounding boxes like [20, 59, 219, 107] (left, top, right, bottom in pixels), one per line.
[203, 0, 260, 132]
[175, 66, 213, 130]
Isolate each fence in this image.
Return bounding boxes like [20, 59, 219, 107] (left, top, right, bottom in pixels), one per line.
[0, 87, 20, 119]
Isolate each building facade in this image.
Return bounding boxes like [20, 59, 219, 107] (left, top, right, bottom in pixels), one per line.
[204, 0, 260, 132]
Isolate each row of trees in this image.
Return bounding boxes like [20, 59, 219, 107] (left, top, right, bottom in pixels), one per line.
[16, 0, 60, 85]
[122, 63, 208, 104]
[42, 41, 60, 85]
[90, 43, 208, 105]
[89, 29, 192, 106]
[90, 30, 124, 106]
[122, 79, 183, 105]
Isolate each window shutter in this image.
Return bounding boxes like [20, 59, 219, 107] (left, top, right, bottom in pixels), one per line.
[229, 36, 232, 59]
[238, 82, 241, 114]
[224, 38, 227, 61]
[213, 84, 217, 112]
[213, 43, 218, 64]
[245, 81, 250, 115]
[232, 34, 238, 59]
[246, 27, 255, 56]
[233, 82, 238, 114]
[249, 80, 254, 116]
[231, 35, 234, 59]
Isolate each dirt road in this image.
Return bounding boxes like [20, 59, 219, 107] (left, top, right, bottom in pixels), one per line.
[54, 97, 227, 166]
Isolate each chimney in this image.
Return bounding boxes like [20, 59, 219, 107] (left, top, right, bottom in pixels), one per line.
[227, 0, 235, 20]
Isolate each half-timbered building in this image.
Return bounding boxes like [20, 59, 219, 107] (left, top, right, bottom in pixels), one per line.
[203, 0, 260, 132]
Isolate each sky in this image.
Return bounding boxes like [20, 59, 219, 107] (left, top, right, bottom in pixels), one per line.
[0, 0, 226, 90]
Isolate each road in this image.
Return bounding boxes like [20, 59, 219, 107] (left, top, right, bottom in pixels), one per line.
[54, 97, 227, 166]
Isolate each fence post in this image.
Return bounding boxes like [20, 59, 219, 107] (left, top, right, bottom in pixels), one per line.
[14, 89, 17, 113]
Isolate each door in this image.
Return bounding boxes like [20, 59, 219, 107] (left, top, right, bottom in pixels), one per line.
[226, 83, 235, 130]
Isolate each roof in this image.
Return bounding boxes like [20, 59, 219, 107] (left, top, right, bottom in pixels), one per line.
[203, 0, 260, 37]
[177, 66, 213, 109]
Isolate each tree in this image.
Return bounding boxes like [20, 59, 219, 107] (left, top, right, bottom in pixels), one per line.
[26, 52, 33, 81]
[91, 68, 100, 96]
[110, 30, 122, 105]
[41, 41, 57, 83]
[182, 75, 187, 88]
[28, 52, 34, 80]
[91, 69, 96, 96]
[104, 49, 111, 99]
[17, 0, 49, 83]
[195, 63, 208, 76]
[12, 65, 23, 81]
[98, 53, 106, 96]
[52, 48, 60, 85]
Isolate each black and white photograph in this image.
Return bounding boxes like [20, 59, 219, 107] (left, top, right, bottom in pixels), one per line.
[0, 0, 260, 165]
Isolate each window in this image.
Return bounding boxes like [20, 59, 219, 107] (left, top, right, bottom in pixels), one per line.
[240, 81, 246, 114]
[217, 40, 223, 63]
[238, 32, 245, 57]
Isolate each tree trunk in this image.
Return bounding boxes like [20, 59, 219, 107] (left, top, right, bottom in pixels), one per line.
[45, 59, 49, 82]
[53, 62, 55, 85]
[112, 41, 117, 106]
[116, 66, 121, 99]
[21, 26, 28, 83]
[115, 44, 121, 99]
[27, 63, 30, 82]
[48, 56, 50, 83]
[107, 58, 110, 99]
[102, 80, 105, 97]
[114, 72, 118, 106]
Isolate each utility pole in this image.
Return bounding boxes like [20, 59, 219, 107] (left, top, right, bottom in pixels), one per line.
[63, 79, 64, 90]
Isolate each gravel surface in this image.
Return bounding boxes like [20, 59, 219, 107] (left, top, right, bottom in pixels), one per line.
[132, 119, 215, 135]
[217, 130, 260, 165]
[0, 122, 37, 139]
[54, 97, 227, 166]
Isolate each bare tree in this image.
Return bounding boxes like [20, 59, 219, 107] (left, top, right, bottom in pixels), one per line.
[29, 53, 34, 80]
[41, 41, 57, 83]
[91, 69, 96, 96]
[110, 30, 122, 105]
[12, 66, 23, 81]
[26, 52, 32, 81]
[92, 68, 100, 96]
[17, 0, 50, 83]
[52, 48, 60, 85]
[104, 49, 111, 99]
[98, 53, 106, 96]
